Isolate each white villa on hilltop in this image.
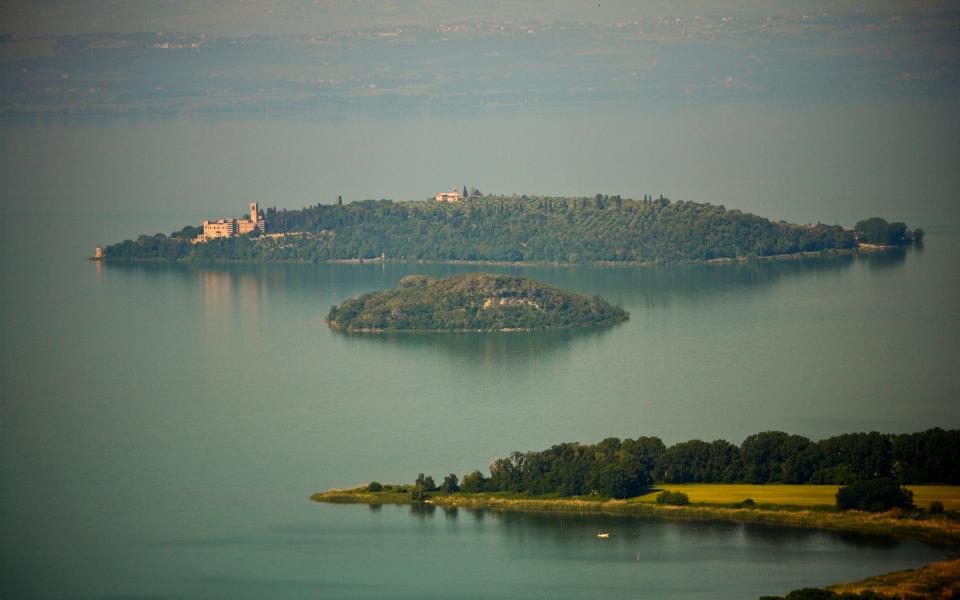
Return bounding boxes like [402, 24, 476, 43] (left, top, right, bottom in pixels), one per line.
[435, 189, 462, 203]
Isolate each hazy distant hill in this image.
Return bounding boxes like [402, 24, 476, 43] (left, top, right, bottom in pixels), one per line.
[3, 9, 958, 118]
[6, 1, 953, 37]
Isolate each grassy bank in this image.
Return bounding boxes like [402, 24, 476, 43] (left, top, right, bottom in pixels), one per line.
[827, 555, 960, 598]
[312, 486, 960, 546]
[764, 556, 960, 599]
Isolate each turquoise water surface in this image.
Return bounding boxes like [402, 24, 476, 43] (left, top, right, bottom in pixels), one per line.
[1, 110, 958, 598]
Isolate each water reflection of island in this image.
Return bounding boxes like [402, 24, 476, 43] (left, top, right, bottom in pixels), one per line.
[97, 248, 910, 342]
[337, 325, 615, 361]
[99, 261, 268, 343]
[98, 248, 910, 306]
[860, 246, 909, 271]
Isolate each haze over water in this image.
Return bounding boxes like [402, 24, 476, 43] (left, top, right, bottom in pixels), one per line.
[3, 100, 959, 229]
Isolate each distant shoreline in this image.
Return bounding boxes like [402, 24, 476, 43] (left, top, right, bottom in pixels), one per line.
[312, 486, 960, 546]
[91, 246, 880, 267]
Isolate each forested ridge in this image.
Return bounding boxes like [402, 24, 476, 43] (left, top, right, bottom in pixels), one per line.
[440, 429, 960, 499]
[327, 273, 628, 331]
[103, 195, 865, 263]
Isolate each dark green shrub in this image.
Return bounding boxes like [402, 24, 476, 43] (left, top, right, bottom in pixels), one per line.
[741, 498, 756, 508]
[367, 481, 383, 492]
[656, 490, 690, 506]
[929, 500, 944, 514]
[835, 478, 914, 512]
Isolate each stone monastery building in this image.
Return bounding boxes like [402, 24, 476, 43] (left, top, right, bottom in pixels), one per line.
[195, 202, 265, 243]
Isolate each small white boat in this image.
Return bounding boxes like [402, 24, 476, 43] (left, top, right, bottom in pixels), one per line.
[596, 532, 610, 538]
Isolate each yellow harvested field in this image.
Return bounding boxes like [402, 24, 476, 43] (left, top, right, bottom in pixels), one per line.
[635, 484, 960, 510]
[912, 486, 960, 511]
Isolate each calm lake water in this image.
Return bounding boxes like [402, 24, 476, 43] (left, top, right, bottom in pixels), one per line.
[1, 109, 959, 598]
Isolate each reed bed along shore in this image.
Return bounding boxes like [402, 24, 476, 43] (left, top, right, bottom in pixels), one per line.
[827, 556, 960, 598]
[311, 487, 960, 546]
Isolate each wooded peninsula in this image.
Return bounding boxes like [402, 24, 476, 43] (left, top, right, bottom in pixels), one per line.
[313, 428, 960, 543]
[326, 273, 628, 332]
[99, 195, 923, 264]
[315, 429, 960, 597]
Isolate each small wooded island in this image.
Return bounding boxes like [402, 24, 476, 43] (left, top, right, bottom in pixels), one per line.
[326, 273, 628, 332]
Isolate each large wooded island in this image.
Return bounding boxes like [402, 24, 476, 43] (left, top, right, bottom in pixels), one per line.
[97, 195, 924, 264]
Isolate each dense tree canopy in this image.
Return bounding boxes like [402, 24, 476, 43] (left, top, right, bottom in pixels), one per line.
[814, 432, 893, 484]
[414, 473, 437, 491]
[854, 217, 921, 245]
[326, 273, 628, 331]
[655, 439, 742, 483]
[460, 470, 487, 493]
[432, 429, 959, 499]
[480, 438, 655, 499]
[103, 195, 865, 263]
[440, 474, 460, 493]
[741, 432, 820, 484]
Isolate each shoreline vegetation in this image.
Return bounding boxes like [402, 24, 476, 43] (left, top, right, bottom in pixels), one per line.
[325, 273, 628, 332]
[311, 486, 960, 546]
[92, 245, 874, 266]
[314, 429, 960, 595]
[96, 196, 923, 265]
[762, 556, 960, 599]
[824, 556, 960, 599]
[312, 428, 960, 544]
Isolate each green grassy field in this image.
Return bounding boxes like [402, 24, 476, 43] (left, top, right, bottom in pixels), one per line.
[633, 484, 960, 510]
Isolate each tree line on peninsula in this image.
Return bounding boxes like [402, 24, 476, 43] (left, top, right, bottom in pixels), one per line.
[102, 195, 920, 263]
[395, 429, 959, 501]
